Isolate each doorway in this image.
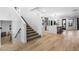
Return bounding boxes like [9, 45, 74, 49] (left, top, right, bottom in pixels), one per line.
[42, 17, 48, 31]
[1, 20, 12, 45]
[44, 17, 48, 31]
[62, 19, 66, 30]
[77, 18, 79, 30]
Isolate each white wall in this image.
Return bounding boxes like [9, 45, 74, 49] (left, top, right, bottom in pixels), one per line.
[21, 9, 43, 36]
[41, 16, 58, 34]
[11, 8, 26, 44]
[59, 16, 77, 30]
[20, 8, 78, 36]
[47, 16, 77, 31]
[0, 7, 15, 21]
[1, 21, 11, 33]
[0, 7, 29, 44]
[12, 18, 26, 44]
[42, 15, 77, 33]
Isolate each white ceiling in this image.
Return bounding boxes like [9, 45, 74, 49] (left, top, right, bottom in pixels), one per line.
[24, 7, 79, 17]
[0, 7, 19, 21]
[0, 7, 12, 20]
[0, 7, 79, 21]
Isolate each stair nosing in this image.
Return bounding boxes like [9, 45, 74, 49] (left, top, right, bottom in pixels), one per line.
[27, 33, 38, 37]
[27, 35, 41, 40]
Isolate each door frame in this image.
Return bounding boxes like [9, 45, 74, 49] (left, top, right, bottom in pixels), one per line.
[62, 19, 66, 30]
[44, 17, 48, 31]
[77, 18, 79, 30]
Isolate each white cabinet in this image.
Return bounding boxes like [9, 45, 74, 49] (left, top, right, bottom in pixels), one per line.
[47, 25, 57, 34]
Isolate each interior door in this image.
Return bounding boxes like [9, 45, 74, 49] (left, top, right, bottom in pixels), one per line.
[62, 19, 66, 30]
[77, 18, 79, 30]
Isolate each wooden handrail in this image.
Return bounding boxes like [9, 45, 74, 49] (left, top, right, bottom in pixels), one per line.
[13, 8, 26, 38]
[21, 16, 27, 24]
[15, 28, 21, 38]
[13, 7, 27, 24]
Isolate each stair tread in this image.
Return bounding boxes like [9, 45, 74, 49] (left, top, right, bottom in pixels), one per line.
[21, 16, 41, 42]
[27, 29, 33, 31]
[27, 26, 31, 28]
[27, 33, 38, 37]
[27, 31, 35, 33]
[25, 22, 41, 41]
[27, 28, 31, 29]
[27, 35, 41, 40]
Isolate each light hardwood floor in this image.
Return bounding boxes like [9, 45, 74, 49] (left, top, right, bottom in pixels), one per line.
[21, 31, 79, 51]
[1, 30, 79, 51]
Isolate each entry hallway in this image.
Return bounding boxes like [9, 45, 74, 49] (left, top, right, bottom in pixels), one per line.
[1, 30, 79, 51]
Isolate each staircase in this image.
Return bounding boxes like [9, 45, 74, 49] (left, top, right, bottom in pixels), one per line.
[27, 24, 41, 41]
[21, 16, 41, 41]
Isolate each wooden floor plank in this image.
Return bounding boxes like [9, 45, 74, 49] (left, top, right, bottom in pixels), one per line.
[1, 30, 79, 51]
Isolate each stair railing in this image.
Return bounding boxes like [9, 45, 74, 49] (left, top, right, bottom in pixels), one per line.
[15, 28, 21, 38]
[12, 7, 26, 39]
[21, 16, 28, 24]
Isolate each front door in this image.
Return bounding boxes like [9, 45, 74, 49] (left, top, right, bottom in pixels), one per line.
[77, 18, 79, 30]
